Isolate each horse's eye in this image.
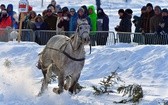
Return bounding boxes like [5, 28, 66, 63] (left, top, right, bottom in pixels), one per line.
[79, 27, 82, 30]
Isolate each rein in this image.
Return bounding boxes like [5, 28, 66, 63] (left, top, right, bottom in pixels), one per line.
[46, 46, 85, 61]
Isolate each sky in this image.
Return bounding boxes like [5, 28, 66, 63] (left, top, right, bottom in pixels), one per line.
[0, 0, 168, 105]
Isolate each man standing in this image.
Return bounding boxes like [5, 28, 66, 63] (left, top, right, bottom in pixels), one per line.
[96, 7, 109, 45]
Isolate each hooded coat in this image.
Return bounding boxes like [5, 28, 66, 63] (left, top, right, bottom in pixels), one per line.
[69, 12, 78, 31]
[7, 4, 16, 28]
[88, 5, 97, 34]
[96, 8, 109, 45]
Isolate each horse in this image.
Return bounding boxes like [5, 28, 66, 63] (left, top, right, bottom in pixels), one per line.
[37, 19, 90, 95]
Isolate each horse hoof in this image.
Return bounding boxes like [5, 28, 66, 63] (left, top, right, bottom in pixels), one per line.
[37, 92, 43, 97]
[53, 88, 63, 94]
[64, 84, 69, 90]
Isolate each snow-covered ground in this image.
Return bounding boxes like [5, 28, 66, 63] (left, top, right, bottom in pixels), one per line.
[1, 42, 168, 105]
[1, 0, 168, 105]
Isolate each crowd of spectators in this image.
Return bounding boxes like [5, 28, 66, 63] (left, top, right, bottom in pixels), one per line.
[115, 3, 168, 44]
[0, 0, 109, 45]
[2, 1, 168, 45]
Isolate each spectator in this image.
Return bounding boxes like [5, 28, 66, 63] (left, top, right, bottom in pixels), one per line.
[69, 8, 78, 32]
[0, 9, 12, 37]
[47, 4, 56, 15]
[96, 7, 109, 45]
[35, 14, 47, 30]
[81, 5, 89, 16]
[42, 9, 47, 19]
[78, 6, 91, 27]
[125, 8, 133, 19]
[0, 9, 12, 28]
[150, 6, 162, 33]
[0, 4, 6, 20]
[133, 6, 146, 33]
[156, 9, 168, 44]
[88, 5, 97, 46]
[34, 14, 48, 44]
[50, 0, 61, 13]
[141, 3, 154, 33]
[56, 9, 64, 34]
[26, 11, 37, 30]
[7, 4, 16, 28]
[141, 3, 155, 44]
[132, 16, 141, 32]
[44, 8, 57, 30]
[133, 6, 146, 44]
[57, 6, 70, 36]
[115, 9, 132, 43]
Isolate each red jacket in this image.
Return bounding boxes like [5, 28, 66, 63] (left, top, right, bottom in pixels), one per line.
[0, 16, 12, 28]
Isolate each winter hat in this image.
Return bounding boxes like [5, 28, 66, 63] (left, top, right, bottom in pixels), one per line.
[47, 4, 55, 9]
[146, 3, 153, 8]
[57, 9, 62, 13]
[62, 6, 69, 13]
[118, 9, 124, 14]
[125, 8, 133, 14]
[78, 7, 85, 13]
[162, 8, 168, 13]
[141, 6, 146, 11]
[70, 8, 75, 12]
[28, 5, 33, 12]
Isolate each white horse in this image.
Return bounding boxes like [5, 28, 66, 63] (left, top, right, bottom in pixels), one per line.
[38, 19, 90, 95]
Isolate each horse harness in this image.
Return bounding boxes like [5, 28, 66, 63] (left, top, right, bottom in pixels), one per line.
[45, 39, 85, 62]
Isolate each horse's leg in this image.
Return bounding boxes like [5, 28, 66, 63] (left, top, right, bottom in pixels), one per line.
[53, 71, 64, 94]
[68, 73, 81, 94]
[38, 64, 52, 96]
[64, 76, 71, 90]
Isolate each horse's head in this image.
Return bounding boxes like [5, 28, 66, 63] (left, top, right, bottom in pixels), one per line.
[76, 19, 90, 45]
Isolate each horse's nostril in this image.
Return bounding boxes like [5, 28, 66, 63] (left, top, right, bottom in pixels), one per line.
[85, 38, 87, 41]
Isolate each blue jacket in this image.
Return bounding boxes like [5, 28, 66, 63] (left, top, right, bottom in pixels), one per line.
[69, 12, 78, 31]
[7, 4, 16, 28]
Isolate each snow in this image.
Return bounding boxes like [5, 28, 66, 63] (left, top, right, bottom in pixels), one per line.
[0, 42, 168, 105]
[1, 0, 168, 105]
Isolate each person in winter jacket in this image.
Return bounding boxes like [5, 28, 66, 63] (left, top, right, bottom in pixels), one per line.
[156, 9, 168, 44]
[115, 9, 132, 43]
[141, 3, 155, 33]
[150, 6, 162, 33]
[69, 8, 78, 33]
[57, 6, 70, 36]
[96, 7, 109, 45]
[78, 7, 91, 27]
[50, 0, 61, 13]
[26, 11, 37, 30]
[0, 9, 12, 28]
[0, 9, 12, 38]
[34, 14, 48, 45]
[7, 4, 17, 28]
[88, 5, 97, 46]
[56, 9, 64, 35]
[44, 8, 57, 30]
[141, 3, 155, 44]
[133, 6, 147, 44]
[0, 4, 6, 21]
[34, 14, 47, 30]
